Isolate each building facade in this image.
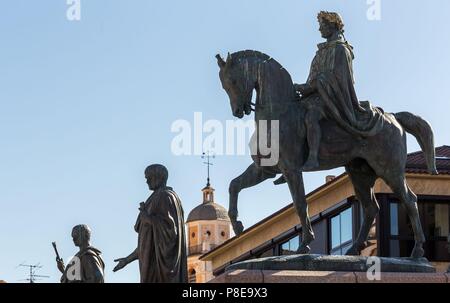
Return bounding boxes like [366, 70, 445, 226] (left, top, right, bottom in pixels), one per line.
[201, 146, 450, 276]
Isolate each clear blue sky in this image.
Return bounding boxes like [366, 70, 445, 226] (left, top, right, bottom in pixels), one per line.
[0, 0, 449, 283]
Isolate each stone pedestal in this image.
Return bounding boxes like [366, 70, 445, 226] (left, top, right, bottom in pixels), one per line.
[226, 254, 436, 273]
[209, 269, 450, 283]
[209, 254, 450, 283]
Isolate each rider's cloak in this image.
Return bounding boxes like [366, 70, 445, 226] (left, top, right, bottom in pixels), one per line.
[307, 36, 384, 137]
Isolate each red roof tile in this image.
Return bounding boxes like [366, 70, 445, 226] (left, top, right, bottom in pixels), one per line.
[406, 145, 450, 175]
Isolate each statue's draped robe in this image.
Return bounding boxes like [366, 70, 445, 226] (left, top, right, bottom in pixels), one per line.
[135, 187, 188, 283]
[306, 37, 384, 137]
[61, 247, 105, 283]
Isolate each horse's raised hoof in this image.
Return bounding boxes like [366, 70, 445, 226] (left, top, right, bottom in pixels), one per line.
[410, 245, 425, 259]
[233, 221, 244, 236]
[296, 244, 311, 255]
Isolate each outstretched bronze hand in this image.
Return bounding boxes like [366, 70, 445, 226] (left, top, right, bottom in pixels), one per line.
[113, 258, 128, 272]
[113, 249, 138, 272]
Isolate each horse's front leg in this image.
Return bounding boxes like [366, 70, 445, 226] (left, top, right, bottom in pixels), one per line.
[282, 169, 315, 254]
[229, 163, 276, 236]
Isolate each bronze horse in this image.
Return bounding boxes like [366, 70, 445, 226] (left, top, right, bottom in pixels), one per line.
[216, 50, 438, 258]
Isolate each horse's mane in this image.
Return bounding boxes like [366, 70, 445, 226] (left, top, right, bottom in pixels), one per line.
[230, 50, 287, 72]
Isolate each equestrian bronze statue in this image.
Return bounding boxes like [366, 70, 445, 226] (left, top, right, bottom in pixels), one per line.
[216, 11, 438, 258]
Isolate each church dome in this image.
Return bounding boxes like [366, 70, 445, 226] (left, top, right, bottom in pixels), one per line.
[186, 185, 230, 223]
[187, 201, 230, 223]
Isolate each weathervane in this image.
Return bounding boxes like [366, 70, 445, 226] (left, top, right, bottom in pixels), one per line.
[202, 151, 215, 187]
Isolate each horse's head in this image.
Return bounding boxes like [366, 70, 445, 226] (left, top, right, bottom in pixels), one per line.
[216, 53, 255, 118]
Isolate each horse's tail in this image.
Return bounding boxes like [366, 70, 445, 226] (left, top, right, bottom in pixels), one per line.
[394, 111, 438, 175]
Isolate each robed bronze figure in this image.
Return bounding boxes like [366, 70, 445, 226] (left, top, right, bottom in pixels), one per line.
[113, 164, 188, 283]
[56, 224, 105, 283]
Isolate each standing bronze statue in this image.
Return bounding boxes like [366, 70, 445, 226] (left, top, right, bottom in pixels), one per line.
[113, 164, 188, 283]
[55, 224, 105, 283]
[216, 11, 438, 258]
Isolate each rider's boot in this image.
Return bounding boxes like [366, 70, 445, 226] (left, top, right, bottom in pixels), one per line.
[303, 111, 321, 171]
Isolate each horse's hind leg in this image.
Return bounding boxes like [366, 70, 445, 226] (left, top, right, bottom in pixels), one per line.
[345, 159, 379, 255]
[382, 174, 426, 258]
[229, 163, 276, 236]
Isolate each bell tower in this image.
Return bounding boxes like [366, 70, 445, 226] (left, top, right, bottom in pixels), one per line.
[185, 153, 231, 283]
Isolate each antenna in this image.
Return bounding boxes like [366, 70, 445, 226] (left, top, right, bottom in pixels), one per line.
[202, 151, 215, 187]
[18, 263, 50, 283]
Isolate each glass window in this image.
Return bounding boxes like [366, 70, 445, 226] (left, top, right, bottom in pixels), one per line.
[330, 207, 353, 255]
[331, 215, 340, 249]
[280, 235, 300, 255]
[390, 203, 399, 236]
[423, 203, 449, 237]
[340, 208, 353, 243]
[289, 236, 300, 252]
[388, 200, 450, 261]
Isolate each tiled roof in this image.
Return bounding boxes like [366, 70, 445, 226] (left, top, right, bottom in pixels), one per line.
[406, 145, 450, 174]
